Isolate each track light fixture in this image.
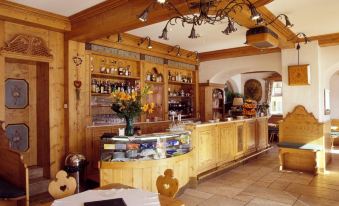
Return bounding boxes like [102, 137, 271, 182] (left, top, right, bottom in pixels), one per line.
[138, 36, 152, 49]
[138, 0, 262, 40]
[168, 45, 181, 56]
[265, 14, 294, 28]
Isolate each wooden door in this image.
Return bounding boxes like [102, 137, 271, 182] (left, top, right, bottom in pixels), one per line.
[218, 123, 236, 165]
[197, 126, 217, 173]
[5, 60, 37, 166]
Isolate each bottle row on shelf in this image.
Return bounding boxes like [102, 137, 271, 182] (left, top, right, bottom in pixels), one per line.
[97, 59, 133, 77]
[168, 71, 193, 83]
[91, 79, 140, 94]
[168, 88, 192, 97]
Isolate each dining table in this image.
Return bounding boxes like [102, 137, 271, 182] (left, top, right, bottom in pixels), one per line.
[40, 183, 185, 206]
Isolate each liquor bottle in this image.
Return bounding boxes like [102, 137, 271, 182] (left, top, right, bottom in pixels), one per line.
[116, 82, 121, 92]
[131, 85, 135, 93]
[91, 79, 97, 93]
[95, 80, 100, 93]
[121, 82, 125, 92]
[100, 81, 104, 94]
[168, 71, 171, 81]
[108, 81, 112, 94]
[125, 66, 129, 76]
[146, 72, 151, 81]
[127, 82, 131, 94]
[118, 67, 123, 76]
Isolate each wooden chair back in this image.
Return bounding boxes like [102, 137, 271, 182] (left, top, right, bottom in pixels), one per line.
[48, 170, 76, 199]
[156, 169, 179, 198]
[0, 121, 29, 205]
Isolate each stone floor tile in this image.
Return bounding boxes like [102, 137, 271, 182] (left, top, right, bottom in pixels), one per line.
[183, 188, 213, 199]
[232, 193, 255, 203]
[293, 195, 339, 206]
[269, 180, 291, 191]
[196, 182, 243, 198]
[197, 195, 246, 206]
[285, 183, 339, 201]
[243, 185, 298, 205]
[246, 198, 291, 206]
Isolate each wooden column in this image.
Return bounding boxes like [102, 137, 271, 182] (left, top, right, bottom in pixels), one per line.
[0, 20, 5, 123]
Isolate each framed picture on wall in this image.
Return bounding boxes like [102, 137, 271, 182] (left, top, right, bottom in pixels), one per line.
[324, 89, 331, 115]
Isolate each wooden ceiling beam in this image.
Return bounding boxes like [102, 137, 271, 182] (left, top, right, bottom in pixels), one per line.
[309, 32, 339, 47]
[0, 0, 71, 32]
[199, 46, 281, 62]
[66, 0, 292, 48]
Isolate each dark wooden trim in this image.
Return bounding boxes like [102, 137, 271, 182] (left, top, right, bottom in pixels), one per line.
[309, 32, 339, 47]
[199, 46, 281, 62]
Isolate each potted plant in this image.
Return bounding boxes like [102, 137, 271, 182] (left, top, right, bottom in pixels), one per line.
[111, 85, 154, 136]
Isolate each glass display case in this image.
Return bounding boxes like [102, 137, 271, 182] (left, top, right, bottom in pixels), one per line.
[100, 131, 191, 162]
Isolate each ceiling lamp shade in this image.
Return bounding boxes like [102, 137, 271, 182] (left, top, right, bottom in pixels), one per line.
[246, 26, 279, 49]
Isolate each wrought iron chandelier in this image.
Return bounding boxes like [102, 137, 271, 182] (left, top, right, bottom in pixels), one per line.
[138, 0, 265, 40]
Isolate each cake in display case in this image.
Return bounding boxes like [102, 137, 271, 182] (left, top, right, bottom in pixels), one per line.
[100, 131, 191, 162]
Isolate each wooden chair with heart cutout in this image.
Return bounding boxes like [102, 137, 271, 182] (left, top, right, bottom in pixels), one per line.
[156, 169, 179, 198]
[48, 170, 77, 199]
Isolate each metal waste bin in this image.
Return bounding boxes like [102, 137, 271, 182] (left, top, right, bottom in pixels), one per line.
[64, 153, 87, 193]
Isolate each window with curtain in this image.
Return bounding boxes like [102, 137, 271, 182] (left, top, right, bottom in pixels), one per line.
[270, 81, 283, 114]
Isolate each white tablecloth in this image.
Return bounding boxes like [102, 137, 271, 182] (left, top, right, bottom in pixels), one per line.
[51, 189, 160, 206]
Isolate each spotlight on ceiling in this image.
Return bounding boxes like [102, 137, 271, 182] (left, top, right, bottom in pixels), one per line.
[249, 5, 261, 21]
[138, 7, 149, 22]
[168, 45, 181, 56]
[222, 18, 237, 35]
[117, 33, 123, 43]
[187, 51, 199, 61]
[266, 14, 294, 28]
[188, 25, 199, 39]
[157, 0, 167, 4]
[138, 36, 152, 49]
[159, 26, 169, 40]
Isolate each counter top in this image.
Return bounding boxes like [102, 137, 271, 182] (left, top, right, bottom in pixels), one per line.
[187, 116, 269, 128]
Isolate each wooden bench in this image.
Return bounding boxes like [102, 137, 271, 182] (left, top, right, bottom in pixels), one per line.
[0, 121, 29, 206]
[278, 142, 323, 174]
[278, 106, 331, 175]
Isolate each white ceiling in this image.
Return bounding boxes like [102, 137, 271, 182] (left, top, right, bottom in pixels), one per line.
[266, 0, 339, 37]
[8, 0, 339, 51]
[9, 0, 106, 16]
[129, 0, 339, 52]
[128, 19, 248, 53]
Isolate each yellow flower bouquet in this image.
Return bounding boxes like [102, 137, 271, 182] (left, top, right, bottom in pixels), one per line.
[111, 85, 154, 136]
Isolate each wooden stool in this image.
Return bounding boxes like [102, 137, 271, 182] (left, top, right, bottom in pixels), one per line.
[156, 169, 179, 198]
[48, 170, 76, 199]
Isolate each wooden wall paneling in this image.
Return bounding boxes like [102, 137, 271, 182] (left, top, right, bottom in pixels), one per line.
[47, 30, 65, 178]
[164, 64, 169, 119]
[194, 67, 200, 119]
[196, 125, 218, 173]
[36, 62, 50, 178]
[66, 40, 88, 155]
[218, 123, 236, 165]
[0, 0, 71, 32]
[0, 20, 4, 123]
[5, 60, 37, 166]
[245, 119, 257, 154]
[91, 35, 199, 65]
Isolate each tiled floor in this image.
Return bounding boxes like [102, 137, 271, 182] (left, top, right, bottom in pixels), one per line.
[178, 147, 339, 206]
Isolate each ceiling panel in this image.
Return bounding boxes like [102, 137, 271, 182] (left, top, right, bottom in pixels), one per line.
[9, 0, 106, 16]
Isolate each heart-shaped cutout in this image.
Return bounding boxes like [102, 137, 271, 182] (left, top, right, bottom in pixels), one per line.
[74, 80, 82, 88]
[164, 184, 170, 190]
[60, 185, 67, 192]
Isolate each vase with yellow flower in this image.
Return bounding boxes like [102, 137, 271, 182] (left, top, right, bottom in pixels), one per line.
[111, 85, 154, 136]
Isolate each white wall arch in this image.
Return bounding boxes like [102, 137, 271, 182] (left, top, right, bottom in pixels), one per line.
[199, 52, 282, 84]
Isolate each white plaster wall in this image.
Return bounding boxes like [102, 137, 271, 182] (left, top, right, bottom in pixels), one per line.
[281, 41, 322, 120]
[199, 52, 282, 84]
[330, 73, 339, 119]
[230, 74, 241, 93]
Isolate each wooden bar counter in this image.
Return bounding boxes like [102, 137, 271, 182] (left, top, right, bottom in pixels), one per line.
[98, 117, 269, 192]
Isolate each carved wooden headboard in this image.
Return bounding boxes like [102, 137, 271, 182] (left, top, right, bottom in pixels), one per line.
[279, 105, 323, 145]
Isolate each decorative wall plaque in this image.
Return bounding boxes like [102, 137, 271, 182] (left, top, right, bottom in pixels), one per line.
[1, 34, 53, 58]
[244, 79, 262, 102]
[5, 79, 29, 109]
[288, 64, 310, 86]
[5, 124, 29, 152]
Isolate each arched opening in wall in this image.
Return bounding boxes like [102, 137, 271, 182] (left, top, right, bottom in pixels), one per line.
[225, 71, 282, 142]
[330, 71, 339, 146]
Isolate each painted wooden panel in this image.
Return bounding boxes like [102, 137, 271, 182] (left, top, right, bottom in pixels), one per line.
[5, 61, 37, 166]
[196, 126, 217, 173]
[218, 123, 236, 165]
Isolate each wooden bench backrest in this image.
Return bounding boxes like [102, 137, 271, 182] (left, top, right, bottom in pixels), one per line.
[0, 121, 28, 191]
[279, 105, 323, 145]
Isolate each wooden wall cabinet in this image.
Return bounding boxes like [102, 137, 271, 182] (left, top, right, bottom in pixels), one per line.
[235, 122, 246, 159]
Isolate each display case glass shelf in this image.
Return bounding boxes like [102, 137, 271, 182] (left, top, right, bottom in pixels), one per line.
[100, 131, 191, 162]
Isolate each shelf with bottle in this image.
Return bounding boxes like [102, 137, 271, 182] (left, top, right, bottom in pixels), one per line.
[91, 54, 140, 79]
[145, 67, 164, 83]
[168, 87, 193, 98]
[91, 78, 140, 95]
[167, 68, 194, 85]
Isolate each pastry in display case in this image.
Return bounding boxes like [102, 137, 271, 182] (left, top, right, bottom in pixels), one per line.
[242, 99, 257, 117]
[100, 132, 191, 162]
